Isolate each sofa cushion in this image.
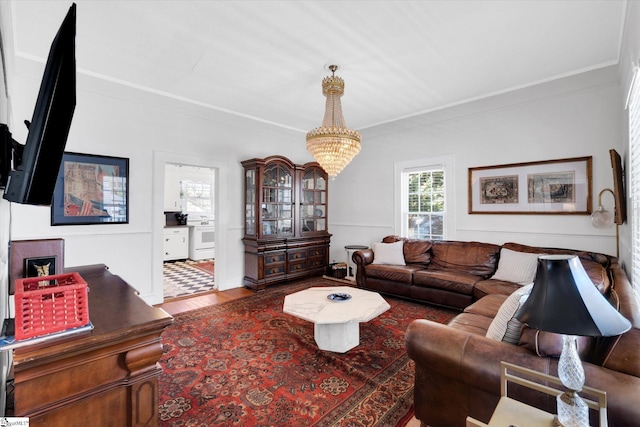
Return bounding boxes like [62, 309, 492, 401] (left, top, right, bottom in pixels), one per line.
[503, 242, 604, 264]
[371, 241, 405, 265]
[464, 294, 508, 318]
[447, 312, 494, 335]
[473, 279, 521, 299]
[429, 241, 500, 278]
[502, 242, 610, 293]
[486, 284, 533, 344]
[413, 269, 482, 295]
[382, 235, 432, 266]
[581, 258, 610, 294]
[365, 264, 421, 284]
[491, 248, 543, 285]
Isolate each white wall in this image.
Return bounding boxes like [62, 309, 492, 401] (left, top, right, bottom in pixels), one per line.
[8, 60, 626, 304]
[8, 57, 313, 304]
[329, 66, 623, 264]
[5, 11, 634, 304]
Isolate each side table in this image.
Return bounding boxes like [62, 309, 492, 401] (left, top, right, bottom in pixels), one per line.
[466, 362, 607, 427]
[344, 245, 368, 280]
[466, 396, 556, 426]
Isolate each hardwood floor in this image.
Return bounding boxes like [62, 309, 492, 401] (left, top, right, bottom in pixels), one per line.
[158, 287, 254, 316]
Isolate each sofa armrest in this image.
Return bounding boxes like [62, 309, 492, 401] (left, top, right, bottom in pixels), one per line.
[406, 319, 640, 427]
[406, 319, 551, 390]
[406, 319, 549, 426]
[353, 249, 373, 266]
[353, 249, 374, 287]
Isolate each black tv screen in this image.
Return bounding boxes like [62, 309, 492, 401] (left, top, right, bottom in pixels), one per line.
[3, 3, 76, 205]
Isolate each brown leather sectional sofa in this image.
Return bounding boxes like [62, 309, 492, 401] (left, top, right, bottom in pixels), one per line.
[352, 236, 640, 426]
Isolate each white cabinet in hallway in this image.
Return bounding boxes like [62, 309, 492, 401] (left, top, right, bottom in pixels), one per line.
[164, 227, 189, 261]
[164, 164, 183, 211]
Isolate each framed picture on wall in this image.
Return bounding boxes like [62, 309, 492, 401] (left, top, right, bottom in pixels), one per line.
[468, 156, 592, 215]
[51, 152, 129, 225]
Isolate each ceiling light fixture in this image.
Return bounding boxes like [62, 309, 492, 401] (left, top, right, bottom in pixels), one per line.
[306, 65, 361, 179]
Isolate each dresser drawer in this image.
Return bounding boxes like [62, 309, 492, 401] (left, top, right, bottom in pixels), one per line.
[265, 265, 285, 277]
[308, 247, 325, 259]
[288, 261, 307, 273]
[308, 258, 325, 269]
[264, 252, 286, 265]
[288, 251, 307, 262]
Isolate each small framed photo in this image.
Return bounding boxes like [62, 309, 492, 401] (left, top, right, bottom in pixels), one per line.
[9, 239, 64, 295]
[52, 152, 129, 225]
[24, 256, 58, 278]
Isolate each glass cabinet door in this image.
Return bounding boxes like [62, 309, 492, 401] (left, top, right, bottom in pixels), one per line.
[261, 164, 293, 237]
[301, 167, 327, 233]
[245, 169, 256, 236]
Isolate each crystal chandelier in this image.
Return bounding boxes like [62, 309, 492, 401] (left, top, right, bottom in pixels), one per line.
[306, 65, 361, 179]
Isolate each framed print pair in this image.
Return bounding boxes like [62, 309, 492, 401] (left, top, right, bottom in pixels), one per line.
[469, 156, 592, 215]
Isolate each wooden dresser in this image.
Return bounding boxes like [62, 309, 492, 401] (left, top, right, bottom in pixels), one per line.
[10, 264, 173, 426]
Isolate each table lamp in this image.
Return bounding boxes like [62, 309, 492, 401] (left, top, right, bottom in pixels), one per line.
[515, 254, 631, 426]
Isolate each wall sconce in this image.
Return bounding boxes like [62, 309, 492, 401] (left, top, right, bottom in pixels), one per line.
[591, 188, 618, 257]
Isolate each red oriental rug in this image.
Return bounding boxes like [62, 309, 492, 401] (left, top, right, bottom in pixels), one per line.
[158, 278, 456, 426]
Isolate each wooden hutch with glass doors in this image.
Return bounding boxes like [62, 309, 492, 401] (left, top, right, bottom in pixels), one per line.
[242, 155, 331, 290]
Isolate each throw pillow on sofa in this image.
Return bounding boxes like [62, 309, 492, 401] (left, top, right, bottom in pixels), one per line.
[371, 241, 406, 266]
[491, 248, 544, 285]
[486, 283, 533, 344]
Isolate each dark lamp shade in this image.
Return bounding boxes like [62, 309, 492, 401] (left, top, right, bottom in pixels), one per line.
[515, 255, 631, 337]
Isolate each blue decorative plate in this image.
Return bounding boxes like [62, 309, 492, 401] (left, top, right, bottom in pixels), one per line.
[327, 293, 352, 302]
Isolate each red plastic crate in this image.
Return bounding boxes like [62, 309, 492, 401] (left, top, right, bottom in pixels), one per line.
[14, 272, 90, 341]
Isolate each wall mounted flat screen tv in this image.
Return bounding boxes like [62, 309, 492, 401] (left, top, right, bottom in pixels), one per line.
[2, 3, 76, 206]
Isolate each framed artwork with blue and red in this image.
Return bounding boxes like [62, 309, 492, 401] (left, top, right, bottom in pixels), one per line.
[51, 152, 129, 225]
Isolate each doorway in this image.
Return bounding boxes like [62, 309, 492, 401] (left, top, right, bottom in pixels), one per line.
[162, 163, 216, 300]
[152, 151, 228, 306]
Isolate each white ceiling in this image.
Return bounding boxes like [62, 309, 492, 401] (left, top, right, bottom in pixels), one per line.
[10, 0, 627, 133]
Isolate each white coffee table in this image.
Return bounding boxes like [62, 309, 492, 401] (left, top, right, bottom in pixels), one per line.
[283, 286, 391, 353]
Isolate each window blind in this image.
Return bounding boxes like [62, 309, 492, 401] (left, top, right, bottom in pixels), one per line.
[401, 167, 446, 240]
[628, 67, 640, 290]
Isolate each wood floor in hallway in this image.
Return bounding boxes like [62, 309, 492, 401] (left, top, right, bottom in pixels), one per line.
[158, 287, 253, 316]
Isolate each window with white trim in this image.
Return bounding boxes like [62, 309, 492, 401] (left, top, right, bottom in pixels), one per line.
[396, 155, 453, 240]
[182, 180, 213, 215]
[402, 169, 445, 240]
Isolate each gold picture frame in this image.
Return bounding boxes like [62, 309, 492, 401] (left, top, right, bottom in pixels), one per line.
[469, 156, 592, 215]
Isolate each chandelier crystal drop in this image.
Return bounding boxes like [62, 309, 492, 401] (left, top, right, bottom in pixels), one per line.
[306, 65, 361, 179]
